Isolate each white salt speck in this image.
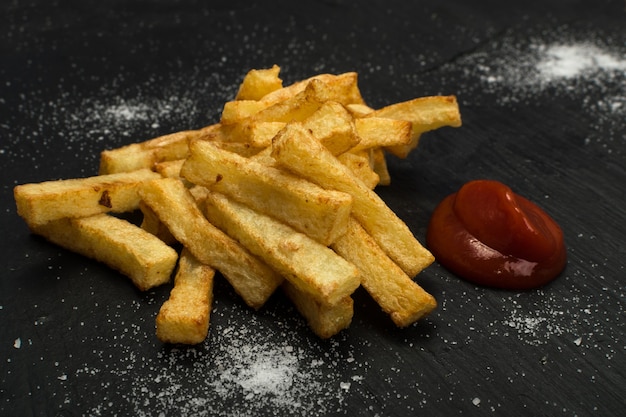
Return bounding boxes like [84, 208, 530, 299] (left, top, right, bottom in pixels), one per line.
[472, 397, 481, 406]
[574, 337, 582, 346]
[58, 374, 68, 381]
[13, 338, 21, 349]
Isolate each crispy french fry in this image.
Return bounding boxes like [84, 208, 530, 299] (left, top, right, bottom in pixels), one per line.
[350, 117, 412, 152]
[139, 178, 282, 309]
[139, 200, 177, 245]
[370, 147, 391, 186]
[203, 191, 360, 305]
[337, 152, 380, 190]
[282, 280, 353, 339]
[14, 169, 161, 227]
[154, 159, 185, 179]
[332, 217, 436, 327]
[99, 128, 215, 174]
[221, 100, 269, 125]
[156, 249, 215, 345]
[181, 140, 353, 246]
[369, 95, 461, 158]
[235, 65, 284, 101]
[345, 103, 375, 118]
[271, 122, 434, 278]
[31, 214, 177, 291]
[235, 71, 365, 121]
[220, 74, 365, 140]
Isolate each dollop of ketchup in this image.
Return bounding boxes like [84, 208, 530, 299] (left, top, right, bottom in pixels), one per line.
[426, 180, 566, 290]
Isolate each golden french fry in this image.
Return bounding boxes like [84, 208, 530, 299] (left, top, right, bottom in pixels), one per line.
[31, 214, 177, 291]
[139, 178, 282, 309]
[300, 100, 360, 155]
[154, 159, 185, 179]
[282, 280, 353, 339]
[139, 200, 177, 245]
[346, 103, 374, 118]
[156, 249, 215, 345]
[337, 152, 380, 189]
[235, 65, 283, 101]
[350, 117, 412, 152]
[252, 71, 364, 115]
[370, 147, 391, 186]
[220, 73, 365, 131]
[14, 169, 161, 227]
[369, 95, 461, 158]
[181, 140, 353, 246]
[332, 217, 436, 327]
[271, 122, 434, 278]
[203, 191, 360, 305]
[221, 100, 269, 125]
[99, 128, 214, 174]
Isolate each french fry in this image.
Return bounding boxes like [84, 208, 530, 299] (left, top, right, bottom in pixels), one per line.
[235, 65, 284, 100]
[346, 103, 375, 118]
[263, 72, 364, 106]
[219, 74, 365, 144]
[332, 217, 436, 327]
[99, 127, 216, 174]
[282, 280, 353, 339]
[271, 122, 434, 278]
[138, 178, 282, 309]
[337, 152, 380, 190]
[203, 191, 360, 305]
[368, 95, 461, 158]
[156, 249, 215, 345]
[370, 147, 391, 186]
[181, 140, 353, 246]
[350, 117, 412, 152]
[14, 168, 161, 227]
[221, 100, 269, 125]
[139, 200, 177, 245]
[30, 214, 177, 291]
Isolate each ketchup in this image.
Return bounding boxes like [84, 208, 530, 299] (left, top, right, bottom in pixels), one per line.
[426, 180, 566, 290]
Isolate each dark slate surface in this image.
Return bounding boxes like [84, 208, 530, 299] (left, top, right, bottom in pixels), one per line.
[1, 1, 624, 416]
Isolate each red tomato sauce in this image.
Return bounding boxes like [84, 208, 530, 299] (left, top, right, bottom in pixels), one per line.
[426, 180, 566, 290]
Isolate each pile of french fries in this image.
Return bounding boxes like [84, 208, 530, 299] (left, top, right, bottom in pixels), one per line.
[14, 66, 461, 344]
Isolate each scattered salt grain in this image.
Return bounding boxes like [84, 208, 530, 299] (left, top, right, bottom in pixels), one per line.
[573, 337, 582, 346]
[472, 397, 481, 406]
[13, 338, 21, 349]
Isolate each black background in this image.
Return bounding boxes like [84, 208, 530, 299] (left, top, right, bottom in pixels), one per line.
[1, 1, 625, 416]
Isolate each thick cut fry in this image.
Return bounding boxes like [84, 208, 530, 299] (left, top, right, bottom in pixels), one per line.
[263, 72, 364, 105]
[332, 217, 436, 327]
[370, 147, 391, 186]
[31, 214, 177, 291]
[220, 74, 365, 141]
[271, 122, 434, 278]
[139, 200, 177, 245]
[14, 169, 161, 227]
[346, 103, 375, 118]
[181, 140, 353, 246]
[203, 192, 360, 305]
[235, 65, 283, 100]
[221, 100, 269, 125]
[337, 152, 380, 190]
[282, 281, 353, 339]
[139, 178, 282, 309]
[350, 117, 412, 152]
[154, 159, 185, 179]
[156, 249, 215, 345]
[99, 128, 215, 174]
[368, 95, 461, 158]
[300, 101, 360, 155]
